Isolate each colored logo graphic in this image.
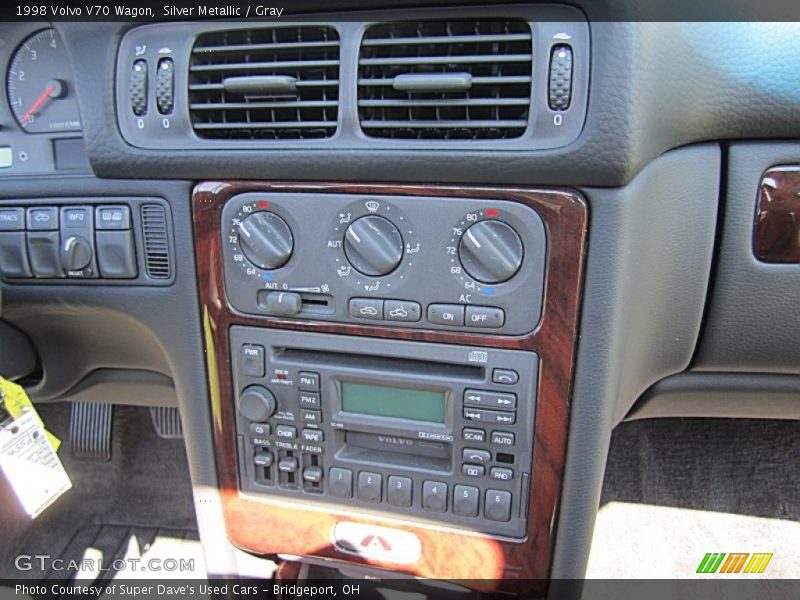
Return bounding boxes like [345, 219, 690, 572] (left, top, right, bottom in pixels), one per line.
[696, 552, 773, 574]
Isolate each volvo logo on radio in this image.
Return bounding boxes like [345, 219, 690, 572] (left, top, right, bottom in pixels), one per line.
[377, 436, 414, 446]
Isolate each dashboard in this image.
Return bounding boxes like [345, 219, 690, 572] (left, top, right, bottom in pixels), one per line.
[1, 4, 800, 596]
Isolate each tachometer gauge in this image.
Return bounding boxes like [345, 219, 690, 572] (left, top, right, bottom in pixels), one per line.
[6, 28, 82, 133]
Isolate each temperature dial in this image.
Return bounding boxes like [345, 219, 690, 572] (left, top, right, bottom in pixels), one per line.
[344, 215, 403, 277]
[237, 212, 293, 270]
[459, 220, 524, 284]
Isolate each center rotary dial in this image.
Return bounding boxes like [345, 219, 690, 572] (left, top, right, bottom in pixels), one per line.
[344, 215, 404, 277]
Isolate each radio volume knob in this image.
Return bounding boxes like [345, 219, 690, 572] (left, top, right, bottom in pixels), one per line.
[239, 386, 277, 422]
[237, 212, 293, 270]
[458, 220, 524, 284]
[344, 215, 403, 277]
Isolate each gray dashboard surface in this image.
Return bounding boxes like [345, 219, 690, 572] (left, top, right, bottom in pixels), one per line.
[693, 142, 800, 375]
[47, 18, 800, 186]
[550, 144, 720, 584]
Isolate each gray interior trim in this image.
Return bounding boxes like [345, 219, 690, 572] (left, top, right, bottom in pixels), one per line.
[51, 368, 177, 407]
[549, 144, 721, 586]
[626, 372, 800, 421]
[0, 319, 37, 381]
[693, 142, 800, 375]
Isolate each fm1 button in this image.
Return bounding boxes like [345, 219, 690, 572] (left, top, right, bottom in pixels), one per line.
[387, 476, 412, 507]
[485, 489, 512, 522]
[453, 485, 480, 517]
[298, 371, 320, 391]
[357, 472, 382, 503]
[422, 481, 448, 513]
[329, 467, 353, 498]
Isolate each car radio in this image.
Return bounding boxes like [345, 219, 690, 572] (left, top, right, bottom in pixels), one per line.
[231, 327, 538, 538]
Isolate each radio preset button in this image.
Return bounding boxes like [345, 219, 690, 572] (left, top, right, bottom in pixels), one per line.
[462, 464, 485, 478]
[275, 425, 297, 440]
[464, 389, 517, 411]
[384, 299, 421, 322]
[241, 344, 265, 378]
[463, 408, 517, 425]
[249, 422, 271, 437]
[303, 466, 323, 483]
[492, 369, 519, 385]
[462, 448, 491, 464]
[278, 457, 298, 473]
[298, 371, 320, 391]
[427, 304, 465, 326]
[357, 471, 383, 503]
[349, 297, 384, 320]
[465, 306, 505, 328]
[462, 428, 486, 443]
[490, 467, 514, 482]
[299, 392, 321, 409]
[301, 428, 324, 444]
[301, 410, 322, 424]
[329, 467, 353, 498]
[422, 481, 448, 513]
[453, 485, 480, 517]
[485, 489, 513, 522]
[387, 476, 412, 507]
[491, 431, 515, 447]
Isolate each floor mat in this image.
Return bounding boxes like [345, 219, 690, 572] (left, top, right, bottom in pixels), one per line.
[0, 405, 199, 580]
[588, 418, 799, 579]
[43, 524, 205, 583]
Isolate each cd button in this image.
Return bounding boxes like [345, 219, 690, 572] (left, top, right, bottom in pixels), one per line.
[249, 422, 271, 437]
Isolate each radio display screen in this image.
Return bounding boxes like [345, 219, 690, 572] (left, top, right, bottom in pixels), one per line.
[340, 382, 445, 423]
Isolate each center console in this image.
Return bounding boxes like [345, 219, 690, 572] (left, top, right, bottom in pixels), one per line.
[193, 181, 586, 593]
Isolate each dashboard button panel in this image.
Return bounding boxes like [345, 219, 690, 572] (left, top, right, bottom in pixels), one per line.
[221, 192, 546, 335]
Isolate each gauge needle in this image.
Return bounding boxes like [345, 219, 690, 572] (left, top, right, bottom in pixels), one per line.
[20, 83, 57, 126]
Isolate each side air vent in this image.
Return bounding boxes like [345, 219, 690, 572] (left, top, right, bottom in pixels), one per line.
[189, 27, 340, 140]
[141, 204, 171, 280]
[358, 20, 533, 140]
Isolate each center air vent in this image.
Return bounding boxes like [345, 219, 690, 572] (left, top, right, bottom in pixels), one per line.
[189, 27, 340, 140]
[358, 20, 533, 140]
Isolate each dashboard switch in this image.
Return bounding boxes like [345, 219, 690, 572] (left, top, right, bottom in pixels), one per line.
[259, 291, 302, 316]
[0, 232, 32, 277]
[357, 471, 382, 503]
[0, 208, 25, 231]
[61, 236, 93, 272]
[60, 206, 97, 278]
[27, 231, 64, 278]
[549, 44, 574, 111]
[96, 205, 131, 230]
[156, 58, 175, 115]
[26, 207, 58, 231]
[96, 230, 137, 278]
[130, 60, 148, 116]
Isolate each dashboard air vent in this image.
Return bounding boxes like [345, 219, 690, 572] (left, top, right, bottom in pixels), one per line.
[189, 27, 340, 140]
[141, 204, 171, 280]
[358, 20, 532, 140]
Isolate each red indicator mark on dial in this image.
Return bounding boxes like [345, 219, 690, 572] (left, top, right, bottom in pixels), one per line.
[258, 201, 269, 209]
[486, 208, 499, 217]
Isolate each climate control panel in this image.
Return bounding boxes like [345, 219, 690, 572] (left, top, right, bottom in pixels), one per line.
[221, 192, 546, 335]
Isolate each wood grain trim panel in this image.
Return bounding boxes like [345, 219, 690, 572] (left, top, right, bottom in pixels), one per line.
[755, 167, 800, 263]
[193, 182, 587, 596]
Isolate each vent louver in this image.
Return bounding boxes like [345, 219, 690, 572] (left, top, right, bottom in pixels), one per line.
[189, 27, 340, 140]
[141, 204, 171, 280]
[358, 20, 533, 140]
